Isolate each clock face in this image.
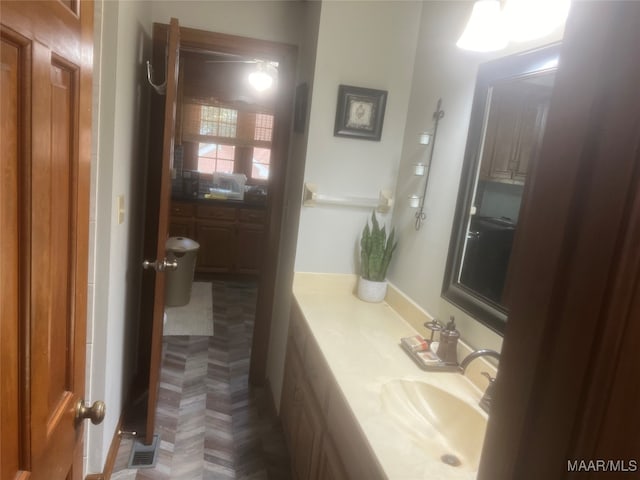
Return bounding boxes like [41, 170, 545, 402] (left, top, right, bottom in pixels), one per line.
[346, 99, 374, 130]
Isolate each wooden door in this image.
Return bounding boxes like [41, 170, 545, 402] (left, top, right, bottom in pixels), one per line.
[136, 18, 180, 445]
[479, 3, 640, 478]
[1, 1, 96, 479]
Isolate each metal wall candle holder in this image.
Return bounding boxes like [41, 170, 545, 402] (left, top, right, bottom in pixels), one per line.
[413, 99, 445, 230]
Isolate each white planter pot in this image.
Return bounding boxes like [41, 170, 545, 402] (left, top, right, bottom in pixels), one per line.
[357, 277, 388, 303]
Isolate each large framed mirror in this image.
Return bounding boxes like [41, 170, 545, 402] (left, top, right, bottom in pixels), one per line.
[442, 44, 561, 334]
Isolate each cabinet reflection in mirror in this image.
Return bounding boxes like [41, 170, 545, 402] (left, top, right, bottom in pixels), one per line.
[443, 44, 560, 334]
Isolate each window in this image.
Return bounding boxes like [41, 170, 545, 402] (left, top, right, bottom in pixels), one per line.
[197, 143, 235, 174]
[250, 114, 273, 180]
[252, 147, 271, 180]
[199, 106, 237, 137]
[254, 113, 273, 142]
[181, 100, 274, 182]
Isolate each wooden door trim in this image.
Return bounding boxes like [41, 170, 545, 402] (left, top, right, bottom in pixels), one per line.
[479, 3, 640, 478]
[178, 27, 296, 61]
[84, 412, 124, 480]
[249, 43, 296, 385]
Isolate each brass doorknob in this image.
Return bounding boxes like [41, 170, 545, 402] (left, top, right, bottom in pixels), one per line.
[75, 399, 106, 425]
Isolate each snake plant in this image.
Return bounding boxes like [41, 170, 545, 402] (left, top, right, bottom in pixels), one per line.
[360, 211, 397, 282]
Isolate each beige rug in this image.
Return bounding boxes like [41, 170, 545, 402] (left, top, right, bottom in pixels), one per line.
[163, 282, 214, 336]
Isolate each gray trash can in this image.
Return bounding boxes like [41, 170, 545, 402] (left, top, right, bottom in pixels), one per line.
[165, 237, 200, 307]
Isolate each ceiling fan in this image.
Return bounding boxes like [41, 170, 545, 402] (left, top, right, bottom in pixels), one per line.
[190, 50, 275, 66]
[200, 53, 279, 91]
[205, 57, 261, 64]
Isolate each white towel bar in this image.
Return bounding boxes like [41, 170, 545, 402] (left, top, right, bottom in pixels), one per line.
[302, 182, 393, 213]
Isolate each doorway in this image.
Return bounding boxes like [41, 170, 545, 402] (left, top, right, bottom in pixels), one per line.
[166, 23, 297, 387]
[128, 23, 297, 443]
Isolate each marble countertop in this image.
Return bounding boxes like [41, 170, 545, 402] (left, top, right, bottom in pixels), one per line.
[292, 272, 488, 480]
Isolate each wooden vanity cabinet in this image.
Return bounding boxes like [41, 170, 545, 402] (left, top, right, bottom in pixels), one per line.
[290, 368, 324, 479]
[168, 200, 265, 274]
[280, 342, 302, 448]
[317, 434, 349, 480]
[281, 303, 380, 480]
[281, 339, 348, 480]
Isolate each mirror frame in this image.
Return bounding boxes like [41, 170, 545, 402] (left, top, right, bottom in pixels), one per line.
[442, 43, 561, 334]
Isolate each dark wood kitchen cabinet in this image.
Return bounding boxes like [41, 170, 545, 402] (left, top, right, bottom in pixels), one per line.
[168, 202, 195, 238]
[195, 220, 235, 272]
[168, 200, 265, 274]
[479, 81, 551, 185]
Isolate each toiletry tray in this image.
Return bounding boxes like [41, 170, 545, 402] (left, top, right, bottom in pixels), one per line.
[400, 342, 460, 372]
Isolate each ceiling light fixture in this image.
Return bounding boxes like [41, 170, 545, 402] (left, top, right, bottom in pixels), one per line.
[503, 0, 571, 43]
[457, 0, 571, 52]
[248, 61, 277, 92]
[456, 0, 507, 52]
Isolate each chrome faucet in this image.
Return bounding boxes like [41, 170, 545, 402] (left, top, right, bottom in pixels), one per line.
[459, 349, 500, 414]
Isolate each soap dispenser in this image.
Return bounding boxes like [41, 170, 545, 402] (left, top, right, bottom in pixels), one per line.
[436, 316, 460, 365]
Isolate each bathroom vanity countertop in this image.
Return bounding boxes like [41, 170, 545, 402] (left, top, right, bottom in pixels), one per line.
[292, 272, 488, 480]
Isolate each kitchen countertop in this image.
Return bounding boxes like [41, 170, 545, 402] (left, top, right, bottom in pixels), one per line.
[171, 195, 267, 208]
[292, 272, 489, 480]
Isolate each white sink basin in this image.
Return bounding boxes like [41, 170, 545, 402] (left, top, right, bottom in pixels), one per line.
[380, 379, 488, 471]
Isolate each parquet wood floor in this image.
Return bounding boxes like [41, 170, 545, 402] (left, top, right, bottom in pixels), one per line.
[110, 280, 291, 480]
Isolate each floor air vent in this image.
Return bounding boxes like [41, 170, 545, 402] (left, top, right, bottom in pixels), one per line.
[127, 435, 159, 469]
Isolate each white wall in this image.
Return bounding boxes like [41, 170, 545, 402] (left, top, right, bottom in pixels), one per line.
[86, 0, 152, 473]
[266, 0, 322, 411]
[294, 1, 423, 273]
[388, 1, 565, 352]
[151, 0, 303, 45]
